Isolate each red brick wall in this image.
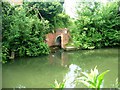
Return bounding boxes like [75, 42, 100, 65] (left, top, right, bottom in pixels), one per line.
[62, 32, 70, 48]
[45, 28, 70, 48]
[45, 33, 56, 46]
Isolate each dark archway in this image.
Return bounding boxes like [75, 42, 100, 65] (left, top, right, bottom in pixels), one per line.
[55, 36, 61, 47]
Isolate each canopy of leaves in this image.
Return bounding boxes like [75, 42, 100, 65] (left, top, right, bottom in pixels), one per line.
[71, 2, 120, 49]
[2, 2, 50, 63]
[23, 1, 64, 30]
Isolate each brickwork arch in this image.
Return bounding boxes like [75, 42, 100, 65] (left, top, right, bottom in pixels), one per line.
[55, 35, 62, 47]
[45, 28, 70, 49]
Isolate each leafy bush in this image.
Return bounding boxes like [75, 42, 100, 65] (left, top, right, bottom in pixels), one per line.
[71, 2, 120, 49]
[2, 2, 50, 63]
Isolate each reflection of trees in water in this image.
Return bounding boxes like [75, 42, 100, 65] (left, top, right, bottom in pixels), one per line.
[48, 49, 116, 67]
[48, 51, 69, 67]
[3, 58, 68, 88]
[3, 49, 118, 88]
[40, 48, 118, 69]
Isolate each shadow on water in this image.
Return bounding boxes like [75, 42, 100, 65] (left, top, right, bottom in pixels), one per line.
[2, 48, 118, 88]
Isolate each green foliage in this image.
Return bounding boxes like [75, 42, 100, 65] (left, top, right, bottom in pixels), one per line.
[78, 66, 109, 89]
[24, 2, 63, 20]
[2, 2, 50, 63]
[53, 13, 71, 29]
[52, 66, 109, 89]
[2, 45, 9, 63]
[2, 1, 71, 63]
[71, 2, 120, 49]
[52, 79, 65, 89]
[2, 2, 15, 62]
[23, 1, 64, 31]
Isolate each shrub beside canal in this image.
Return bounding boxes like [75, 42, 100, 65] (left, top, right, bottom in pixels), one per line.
[2, 2, 50, 63]
[70, 2, 120, 49]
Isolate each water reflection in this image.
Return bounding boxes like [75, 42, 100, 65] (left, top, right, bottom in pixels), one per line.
[2, 48, 118, 88]
[16, 84, 26, 88]
[64, 64, 81, 88]
[48, 51, 69, 67]
[48, 48, 118, 88]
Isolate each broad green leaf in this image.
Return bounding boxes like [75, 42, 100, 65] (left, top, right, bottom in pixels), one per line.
[97, 70, 110, 88]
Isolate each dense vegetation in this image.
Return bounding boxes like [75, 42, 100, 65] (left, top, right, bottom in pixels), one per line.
[23, 2, 70, 31]
[2, 1, 120, 63]
[70, 2, 120, 49]
[2, 2, 69, 63]
[2, 2, 51, 63]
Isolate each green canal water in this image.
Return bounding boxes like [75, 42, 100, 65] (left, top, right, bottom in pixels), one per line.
[2, 48, 118, 88]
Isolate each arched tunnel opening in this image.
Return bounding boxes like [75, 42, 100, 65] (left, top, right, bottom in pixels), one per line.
[55, 36, 61, 48]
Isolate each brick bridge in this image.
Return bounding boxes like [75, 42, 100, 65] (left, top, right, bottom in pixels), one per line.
[45, 28, 70, 49]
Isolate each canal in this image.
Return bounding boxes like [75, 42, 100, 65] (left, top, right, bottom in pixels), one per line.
[2, 48, 118, 88]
